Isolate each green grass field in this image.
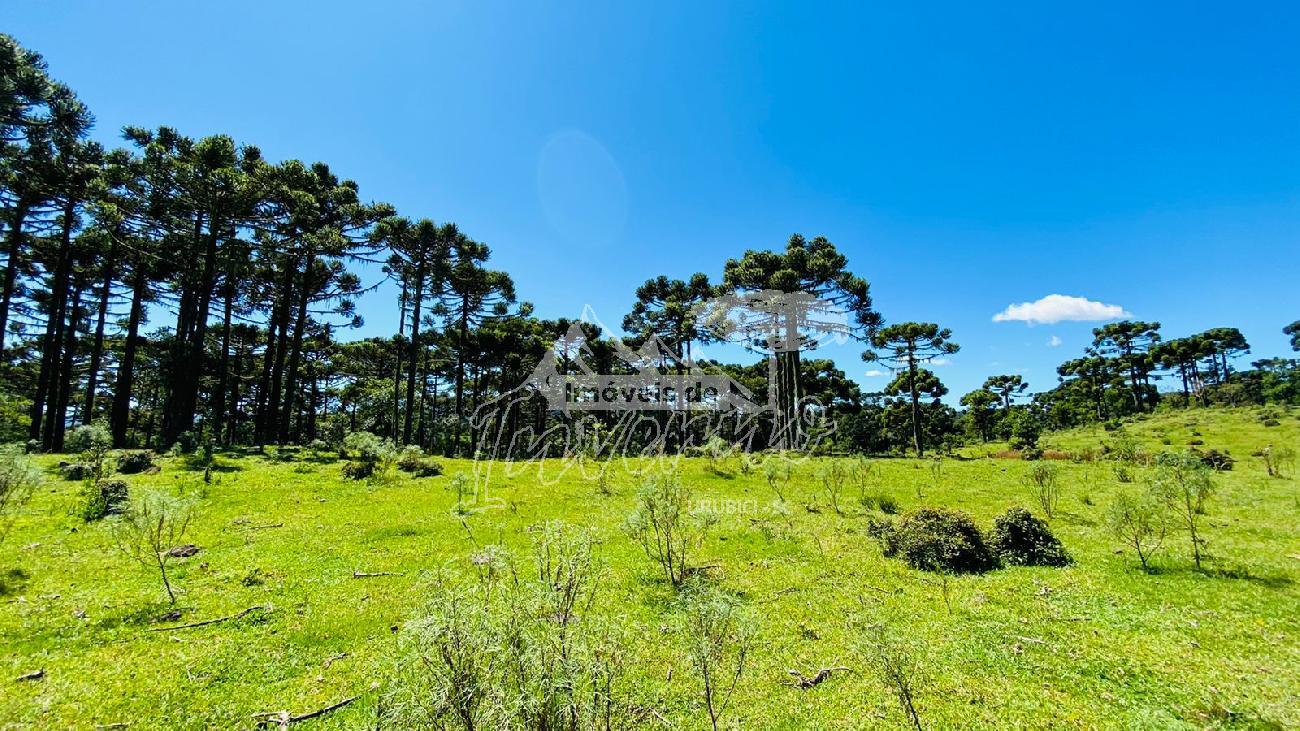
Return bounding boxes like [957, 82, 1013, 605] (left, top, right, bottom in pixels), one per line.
[2, 407, 1298, 729]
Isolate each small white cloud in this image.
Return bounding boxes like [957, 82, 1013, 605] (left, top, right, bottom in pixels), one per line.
[993, 294, 1130, 325]
[1048, 335, 1062, 347]
[864, 369, 886, 378]
[930, 358, 951, 366]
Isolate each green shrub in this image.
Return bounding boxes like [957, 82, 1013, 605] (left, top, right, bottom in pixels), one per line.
[116, 450, 155, 475]
[65, 423, 112, 455]
[395, 445, 442, 476]
[340, 431, 396, 480]
[866, 517, 899, 557]
[80, 478, 129, 521]
[60, 462, 93, 481]
[886, 507, 999, 574]
[1193, 448, 1234, 471]
[341, 460, 376, 480]
[860, 490, 899, 514]
[989, 508, 1072, 567]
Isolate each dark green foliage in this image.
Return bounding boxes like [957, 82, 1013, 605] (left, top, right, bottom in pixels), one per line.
[80, 478, 129, 521]
[341, 460, 376, 480]
[866, 517, 899, 556]
[175, 431, 199, 455]
[60, 462, 93, 481]
[396, 446, 443, 476]
[116, 451, 155, 474]
[1194, 448, 1234, 471]
[989, 508, 1073, 567]
[882, 508, 999, 574]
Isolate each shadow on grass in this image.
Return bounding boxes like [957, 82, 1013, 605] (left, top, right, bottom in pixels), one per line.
[1142, 563, 1294, 588]
[1055, 511, 1097, 527]
[93, 600, 185, 631]
[0, 567, 31, 596]
[1208, 565, 1294, 588]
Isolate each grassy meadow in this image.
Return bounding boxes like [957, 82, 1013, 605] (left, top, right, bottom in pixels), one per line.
[2, 407, 1298, 729]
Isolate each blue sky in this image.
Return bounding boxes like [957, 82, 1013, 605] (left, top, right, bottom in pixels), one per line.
[9, 1, 1300, 400]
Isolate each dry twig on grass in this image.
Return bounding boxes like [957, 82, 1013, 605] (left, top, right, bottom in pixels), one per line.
[252, 694, 361, 728]
[146, 605, 269, 632]
[785, 666, 851, 689]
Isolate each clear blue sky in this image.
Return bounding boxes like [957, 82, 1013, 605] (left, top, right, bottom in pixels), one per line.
[9, 2, 1300, 400]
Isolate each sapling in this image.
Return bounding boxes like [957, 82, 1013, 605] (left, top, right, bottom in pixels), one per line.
[1024, 461, 1062, 519]
[112, 491, 195, 604]
[1106, 492, 1166, 572]
[819, 461, 848, 515]
[679, 583, 752, 731]
[863, 622, 924, 731]
[763, 457, 791, 502]
[624, 473, 716, 586]
[1150, 452, 1215, 569]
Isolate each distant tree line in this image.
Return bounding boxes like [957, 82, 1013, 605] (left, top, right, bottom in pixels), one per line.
[1, 35, 1296, 455]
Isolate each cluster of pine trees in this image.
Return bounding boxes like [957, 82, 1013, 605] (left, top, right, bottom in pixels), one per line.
[2, 35, 1297, 456]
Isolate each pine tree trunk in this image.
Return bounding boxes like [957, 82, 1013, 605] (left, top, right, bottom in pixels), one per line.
[49, 284, 85, 450]
[280, 252, 315, 444]
[111, 263, 147, 447]
[0, 199, 29, 353]
[82, 244, 119, 424]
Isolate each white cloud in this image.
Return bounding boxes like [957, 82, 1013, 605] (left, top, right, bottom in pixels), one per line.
[864, 369, 886, 378]
[930, 358, 951, 366]
[993, 294, 1130, 325]
[1048, 335, 1062, 347]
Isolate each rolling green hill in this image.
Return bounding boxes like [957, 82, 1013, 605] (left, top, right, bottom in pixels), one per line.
[2, 407, 1297, 728]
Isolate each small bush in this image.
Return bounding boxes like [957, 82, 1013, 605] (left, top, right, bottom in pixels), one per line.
[989, 508, 1072, 567]
[80, 478, 129, 521]
[60, 462, 93, 481]
[396, 445, 424, 470]
[65, 423, 112, 455]
[116, 450, 155, 475]
[860, 490, 899, 514]
[886, 508, 999, 574]
[340, 431, 396, 481]
[112, 490, 194, 604]
[341, 460, 376, 480]
[866, 517, 899, 557]
[1194, 448, 1234, 471]
[396, 445, 444, 476]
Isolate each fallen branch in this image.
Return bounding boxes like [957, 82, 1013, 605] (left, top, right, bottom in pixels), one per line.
[253, 694, 361, 728]
[147, 605, 269, 632]
[352, 571, 404, 579]
[250, 523, 283, 530]
[785, 666, 851, 689]
[16, 668, 44, 682]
